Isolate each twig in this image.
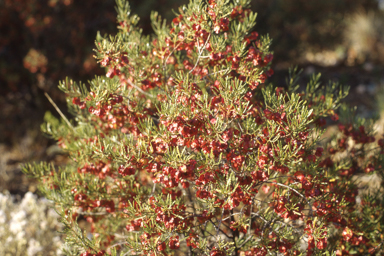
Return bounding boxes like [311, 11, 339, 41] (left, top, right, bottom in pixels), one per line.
[221, 212, 242, 222]
[230, 209, 240, 256]
[108, 241, 128, 250]
[151, 183, 156, 197]
[269, 181, 314, 217]
[238, 234, 255, 249]
[76, 210, 108, 216]
[190, 33, 211, 74]
[364, 240, 383, 256]
[44, 92, 74, 130]
[163, 41, 183, 84]
[126, 80, 155, 98]
[122, 250, 134, 256]
[216, 207, 225, 236]
[202, 68, 230, 79]
[208, 220, 232, 239]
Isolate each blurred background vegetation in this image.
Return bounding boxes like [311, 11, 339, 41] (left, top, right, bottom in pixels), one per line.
[1, 0, 384, 205]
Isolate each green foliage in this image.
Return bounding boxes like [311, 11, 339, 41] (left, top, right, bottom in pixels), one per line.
[24, 0, 384, 255]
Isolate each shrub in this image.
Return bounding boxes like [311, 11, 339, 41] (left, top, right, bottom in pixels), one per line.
[24, 0, 384, 255]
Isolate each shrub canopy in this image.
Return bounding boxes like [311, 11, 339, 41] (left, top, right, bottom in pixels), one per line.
[25, 0, 384, 255]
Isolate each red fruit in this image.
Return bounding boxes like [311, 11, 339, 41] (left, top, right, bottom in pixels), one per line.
[118, 165, 136, 176]
[157, 242, 166, 251]
[342, 227, 353, 242]
[80, 252, 94, 256]
[169, 236, 180, 249]
[96, 250, 105, 256]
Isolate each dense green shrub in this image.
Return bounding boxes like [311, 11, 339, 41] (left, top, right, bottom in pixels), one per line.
[25, 0, 384, 255]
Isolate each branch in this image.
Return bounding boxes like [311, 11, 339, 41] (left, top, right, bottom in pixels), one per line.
[268, 181, 314, 217]
[127, 80, 155, 98]
[190, 33, 211, 74]
[44, 92, 74, 130]
[216, 207, 225, 236]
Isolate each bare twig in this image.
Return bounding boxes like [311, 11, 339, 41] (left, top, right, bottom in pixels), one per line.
[190, 33, 211, 74]
[209, 220, 232, 239]
[76, 210, 108, 216]
[202, 68, 230, 80]
[163, 41, 183, 84]
[44, 92, 74, 130]
[269, 181, 314, 217]
[238, 234, 255, 248]
[127, 80, 155, 98]
[108, 241, 128, 250]
[151, 183, 156, 197]
[216, 207, 225, 236]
